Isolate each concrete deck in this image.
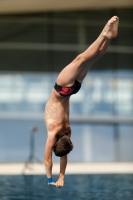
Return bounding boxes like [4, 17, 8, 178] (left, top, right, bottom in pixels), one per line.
[0, 162, 133, 175]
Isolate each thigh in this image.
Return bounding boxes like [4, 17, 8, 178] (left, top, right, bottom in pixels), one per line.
[56, 65, 79, 87]
[56, 56, 88, 87]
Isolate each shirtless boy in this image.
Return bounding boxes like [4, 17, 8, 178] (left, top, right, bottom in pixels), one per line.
[44, 16, 119, 187]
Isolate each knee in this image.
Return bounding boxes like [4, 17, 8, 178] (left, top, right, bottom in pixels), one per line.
[75, 54, 86, 65]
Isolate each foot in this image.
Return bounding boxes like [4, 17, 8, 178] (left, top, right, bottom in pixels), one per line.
[102, 16, 119, 39]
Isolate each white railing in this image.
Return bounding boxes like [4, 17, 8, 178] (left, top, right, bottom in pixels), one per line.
[0, 112, 133, 124]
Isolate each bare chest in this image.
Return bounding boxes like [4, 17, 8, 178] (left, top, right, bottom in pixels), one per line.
[44, 103, 69, 131]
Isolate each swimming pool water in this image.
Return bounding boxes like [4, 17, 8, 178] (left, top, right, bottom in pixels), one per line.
[0, 174, 133, 200]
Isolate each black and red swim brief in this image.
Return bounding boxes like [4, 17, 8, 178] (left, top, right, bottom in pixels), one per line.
[54, 80, 81, 97]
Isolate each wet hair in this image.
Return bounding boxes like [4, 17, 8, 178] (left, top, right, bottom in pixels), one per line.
[53, 135, 74, 157]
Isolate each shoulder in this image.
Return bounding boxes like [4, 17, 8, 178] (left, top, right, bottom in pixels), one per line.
[45, 131, 57, 153]
[64, 125, 71, 137]
[46, 119, 63, 134]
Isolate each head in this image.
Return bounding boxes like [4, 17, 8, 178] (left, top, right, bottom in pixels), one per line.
[53, 135, 74, 157]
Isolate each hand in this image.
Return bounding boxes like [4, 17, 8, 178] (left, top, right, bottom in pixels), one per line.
[47, 177, 56, 186]
[55, 178, 64, 188]
[48, 182, 56, 186]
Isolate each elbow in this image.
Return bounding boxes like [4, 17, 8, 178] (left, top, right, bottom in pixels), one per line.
[44, 159, 48, 165]
[44, 159, 52, 167]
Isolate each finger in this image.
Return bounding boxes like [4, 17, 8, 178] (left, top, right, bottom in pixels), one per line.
[56, 184, 60, 187]
[56, 184, 63, 188]
[49, 182, 56, 186]
[56, 183, 61, 188]
[59, 182, 63, 187]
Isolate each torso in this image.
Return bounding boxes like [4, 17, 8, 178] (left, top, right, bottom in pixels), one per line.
[44, 88, 71, 137]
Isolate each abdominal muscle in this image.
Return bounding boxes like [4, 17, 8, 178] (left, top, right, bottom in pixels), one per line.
[44, 89, 70, 132]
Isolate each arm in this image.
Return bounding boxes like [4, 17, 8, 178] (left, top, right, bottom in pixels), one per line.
[55, 155, 67, 187]
[45, 136, 67, 187]
[55, 128, 71, 187]
[44, 134, 56, 185]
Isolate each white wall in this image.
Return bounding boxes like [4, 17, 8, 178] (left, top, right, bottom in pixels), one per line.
[0, 0, 133, 15]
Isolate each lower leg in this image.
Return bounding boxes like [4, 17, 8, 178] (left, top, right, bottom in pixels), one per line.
[90, 39, 111, 64]
[77, 39, 111, 82]
[76, 16, 119, 82]
[81, 16, 119, 62]
[56, 16, 119, 86]
[56, 36, 109, 86]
